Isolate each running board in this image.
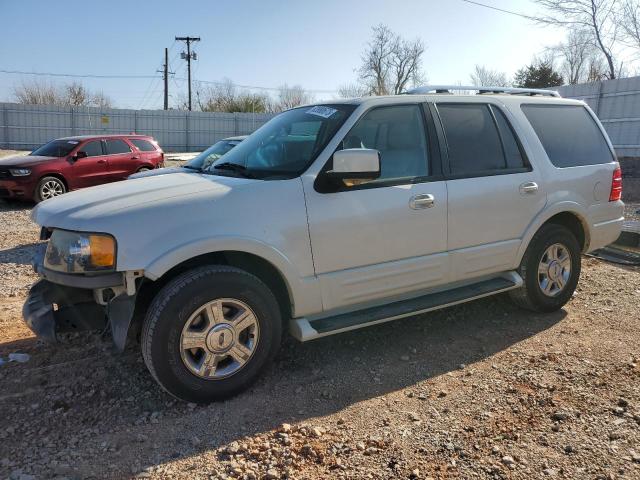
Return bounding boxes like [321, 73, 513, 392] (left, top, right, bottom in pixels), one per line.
[289, 272, 522, 341]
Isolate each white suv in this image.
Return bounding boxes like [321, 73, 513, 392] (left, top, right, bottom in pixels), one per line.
[24, 86, 624, 403]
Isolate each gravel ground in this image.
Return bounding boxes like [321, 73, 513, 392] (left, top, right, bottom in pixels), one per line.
[0, 201, 639, 480]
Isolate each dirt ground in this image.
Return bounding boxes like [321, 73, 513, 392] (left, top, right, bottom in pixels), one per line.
[0, 200, 639, 480]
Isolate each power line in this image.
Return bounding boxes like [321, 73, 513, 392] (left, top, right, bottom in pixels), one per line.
[0, 68, 339, 94]
[459, 0, 535, 20]
[0, 69, 159, 79]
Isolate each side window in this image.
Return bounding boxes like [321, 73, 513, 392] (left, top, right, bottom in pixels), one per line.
[342, 105, 428, 183]
[105, 139, 132, 155]
[80, 140, 103, 157]
[130, 139, 156, 152]
[437, 103, 506, 175]
[521, 104, 615, 167]
[492, 107, 526, 169]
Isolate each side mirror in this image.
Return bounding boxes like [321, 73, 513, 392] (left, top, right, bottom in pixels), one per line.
[75, 151, 88, 160]
[327, 149, 381, 181]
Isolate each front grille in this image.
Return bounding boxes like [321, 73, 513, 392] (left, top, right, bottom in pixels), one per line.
[0, 169, 10, 179]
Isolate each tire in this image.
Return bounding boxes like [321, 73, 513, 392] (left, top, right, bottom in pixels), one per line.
[141, 265, 282, 403]
[34, 176, 66, 203]
[137, 166, 151, 172]
[509, 223, 581, 313]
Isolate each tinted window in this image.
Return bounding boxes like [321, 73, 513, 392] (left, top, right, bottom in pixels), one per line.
[105, 139, 131, 155]
[30, 139, 79, 157]
[493, 107, 525, 169]
[130, 139, 156, 152]
[80, 140, 103, 157]
[522, 104, 614, 167]
[437, 104, 505, 175]
[342, 105, 428, 182]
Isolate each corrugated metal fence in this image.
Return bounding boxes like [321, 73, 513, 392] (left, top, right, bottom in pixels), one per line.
[558, 77, 640, 158]
[0, 103, 275, 152]
[3, 79, 640, 156]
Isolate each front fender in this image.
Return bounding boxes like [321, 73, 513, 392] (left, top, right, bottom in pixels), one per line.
[515, 202, 590, 265]
[143, 235, 323, 318]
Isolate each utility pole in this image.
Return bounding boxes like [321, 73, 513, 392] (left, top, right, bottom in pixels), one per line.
[157, 47, 174, 110]
[175, 36, 200, 111]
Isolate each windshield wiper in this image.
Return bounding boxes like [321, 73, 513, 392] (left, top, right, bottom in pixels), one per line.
[212, 162, 255, 178]
[181, 164, 202, 171]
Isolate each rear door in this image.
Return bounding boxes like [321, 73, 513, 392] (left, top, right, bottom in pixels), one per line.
[129, 137, 161, 167]
[71, 139, 109, 188]
[104, 138, 137, 180]
[433, 102, 546, 282]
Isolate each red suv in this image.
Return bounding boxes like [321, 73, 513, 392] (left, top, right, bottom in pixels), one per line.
[0, 134, 164, 202]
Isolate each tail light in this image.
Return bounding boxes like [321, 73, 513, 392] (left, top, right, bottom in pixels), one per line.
[609, 166, 622, 202]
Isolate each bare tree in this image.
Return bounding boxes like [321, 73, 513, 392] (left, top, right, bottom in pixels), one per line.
[556, 28, 594, 84]
[357, 24, 426, 95]
[276, 84, 314, 110]
[13, 80, 114, 107]
[619, 0, 640, 50]
[470, 65, 510, 87]
[91, 91, 113, 109]
[337, 83, 368, 98]
[13, 80, 60, 105]
[533, 0, 620, 79]
[192, 79, 270, 113]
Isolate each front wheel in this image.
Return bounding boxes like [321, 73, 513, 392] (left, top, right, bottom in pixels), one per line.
[141, 265, 282, 403]
[34, 176, 66, 202]
[509, 224, 581, 312]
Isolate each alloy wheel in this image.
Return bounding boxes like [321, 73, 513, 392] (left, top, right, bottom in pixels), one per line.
[179, 298, 260, 379]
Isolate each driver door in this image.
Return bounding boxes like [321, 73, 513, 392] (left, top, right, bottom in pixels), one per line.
[303, 104, 450, 312]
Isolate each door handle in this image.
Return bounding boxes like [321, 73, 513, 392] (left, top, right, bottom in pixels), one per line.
[131, 156, 140, 160]
[97, 159, 106, 164]
[519, 181, 539, 195]
[409, 194, 435, 209]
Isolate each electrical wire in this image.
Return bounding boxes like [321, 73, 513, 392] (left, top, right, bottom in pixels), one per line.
[459, 0, 535, 20]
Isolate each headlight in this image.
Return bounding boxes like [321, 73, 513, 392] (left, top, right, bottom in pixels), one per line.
[44, 230, 116, 273]
[10, 168, 31, 176]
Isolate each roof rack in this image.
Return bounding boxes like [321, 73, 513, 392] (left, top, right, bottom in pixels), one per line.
[406, 85, 561, 97]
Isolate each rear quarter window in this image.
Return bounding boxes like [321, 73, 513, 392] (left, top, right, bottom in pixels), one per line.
[521, 104, 615, 168]
[130, 138, 157, 152]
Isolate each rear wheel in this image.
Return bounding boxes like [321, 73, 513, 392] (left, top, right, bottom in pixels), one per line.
[509, 224, 581, 312]
[137, 166, 151, 172]
[141, 265, 282, 403]
[35, 176, 66, 202]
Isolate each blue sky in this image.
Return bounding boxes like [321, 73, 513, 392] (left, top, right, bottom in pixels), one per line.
[0, 0, 567, 109]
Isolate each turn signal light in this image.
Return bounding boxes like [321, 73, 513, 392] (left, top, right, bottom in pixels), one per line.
[89, 235, 116, 268]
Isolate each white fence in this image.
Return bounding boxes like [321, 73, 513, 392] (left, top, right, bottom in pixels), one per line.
[0, 103, 275, 152]
[558, 76, 640, 158]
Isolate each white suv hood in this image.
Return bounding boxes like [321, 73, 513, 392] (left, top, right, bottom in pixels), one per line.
[32, 173, 253, 230]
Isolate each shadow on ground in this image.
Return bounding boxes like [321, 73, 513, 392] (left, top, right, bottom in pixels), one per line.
[0, 199, 34, 212]
[0, 294, 565, 478]
[0, 243, 40, 266]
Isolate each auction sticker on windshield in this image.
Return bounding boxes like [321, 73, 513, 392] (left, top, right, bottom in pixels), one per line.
[306, 106, 338, 118]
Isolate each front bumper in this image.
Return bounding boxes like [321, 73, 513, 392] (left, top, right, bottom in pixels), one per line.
[23, 279, 107, 342]
[0, 178, 36, 200]
[23, 245, 138, 350]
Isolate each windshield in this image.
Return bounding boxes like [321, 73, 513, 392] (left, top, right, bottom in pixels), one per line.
[186, 139, 242, 170]
[205, 104, 356, 179]
[31, 139, 80, 157]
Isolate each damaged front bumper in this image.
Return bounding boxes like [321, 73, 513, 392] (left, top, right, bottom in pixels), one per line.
[22, 245, 139, 351]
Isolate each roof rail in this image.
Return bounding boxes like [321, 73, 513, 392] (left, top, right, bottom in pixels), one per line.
[406, 85, 561, 98]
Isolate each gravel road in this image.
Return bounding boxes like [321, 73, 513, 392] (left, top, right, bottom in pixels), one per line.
[0, 199, 639, 480]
